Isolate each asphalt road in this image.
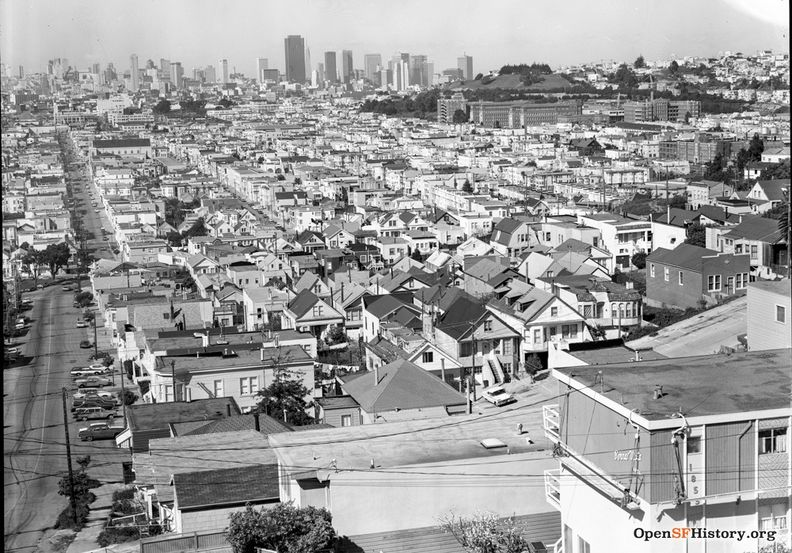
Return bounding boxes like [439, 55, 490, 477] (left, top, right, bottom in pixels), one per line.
[626, 296, 748, 357]
[5, 139, 124, 551]
[4, 285, 129, 552]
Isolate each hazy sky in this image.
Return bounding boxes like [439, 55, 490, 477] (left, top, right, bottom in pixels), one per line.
[1, 0, 788, 76]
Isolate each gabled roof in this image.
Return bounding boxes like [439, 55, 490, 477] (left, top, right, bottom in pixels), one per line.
[722, 216, 785, 243]
[286, 289, 321, 318]
[296, 230, 325, 245]
[174, 464, 280, 509]
[340, 359, 465, 413]
[754, 179, 789, 203]
[177, 413, 291, 436]
[646, 243, 719, 271]
[654, 208, 698, 228]
[363, 293, 418, 319]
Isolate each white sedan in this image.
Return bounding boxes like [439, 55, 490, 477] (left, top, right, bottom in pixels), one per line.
[481, 385, 517, 407]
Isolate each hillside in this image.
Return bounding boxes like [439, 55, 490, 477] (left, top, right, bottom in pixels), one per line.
[447, 73, 572, 91]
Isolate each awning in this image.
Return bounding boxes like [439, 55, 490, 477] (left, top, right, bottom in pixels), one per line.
[115, 426, 132, 447]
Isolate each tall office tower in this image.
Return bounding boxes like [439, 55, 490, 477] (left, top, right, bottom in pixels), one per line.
[341, 49, 353, 83]
[205, 65, 216, 84]
[218, 59, 229, 84]
[316, 62, 325, 83]
[284, 35, 307, 83]
[130, 54, 139, 90]
[379, 68, 392, 88]
[170, 62, 184, 88]
[410, 55, 433, 86]
[256, 58, 268, 83]
[364, 54, 381, 83]
[324, 51, 337, 83]
[18, 65, 24, 79]
[304, 46, 311, 79]
[160, 59, 172, 82]
[457, 55, 473, 80]
[91, 63, 100, 75]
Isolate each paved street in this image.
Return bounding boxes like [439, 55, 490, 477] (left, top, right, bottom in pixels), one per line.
[4, 285, 129, 553]
[626, 296, 748, 357]
[5, 139, 126, 553]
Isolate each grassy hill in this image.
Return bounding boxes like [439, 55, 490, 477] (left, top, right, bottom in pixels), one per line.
[447, 73, 572, 91]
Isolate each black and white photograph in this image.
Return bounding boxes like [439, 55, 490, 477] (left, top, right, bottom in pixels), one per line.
[2, 1, 790, 552]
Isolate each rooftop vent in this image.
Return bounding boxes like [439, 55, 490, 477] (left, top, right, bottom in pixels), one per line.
[480, 438, 507, 450]
[653, 385, 665, 400]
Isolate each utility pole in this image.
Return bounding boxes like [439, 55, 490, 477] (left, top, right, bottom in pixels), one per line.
[61, 387, 79, 525]
[92, 317, 98, 357]
[171, 360, 177, 402]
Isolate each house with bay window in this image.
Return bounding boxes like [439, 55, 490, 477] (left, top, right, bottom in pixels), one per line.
[646, 243, 750, 310]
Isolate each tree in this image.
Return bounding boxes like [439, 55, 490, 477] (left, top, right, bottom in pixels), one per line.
[256, 356, 314, 426]
[22, 249, 44, 283]
[669, 60, 680, 74]
[474, 73, 483, 81]
[634, 55, 646, 69]
[41, 243, 71, 277]
[761, 159, 791, 180]
[227, 503, 335, 553]
[439, 512, 531, 553]
[325, 325, 347, 346]
[183, 218, 209, 238]
[631, 252, 647, 270]
[685, 223, 707, 247]
[74, 291, 94, 307]
[152, 99, 171, 115]
[461, 179, 473, 193]
[452, 108, 468, 124]
[410, 248, 424, 262]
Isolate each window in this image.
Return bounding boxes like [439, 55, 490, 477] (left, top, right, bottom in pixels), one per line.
[736, 273, 748, 289]
[750, 245, 758, 259]
[312, 305, 324, 317]
[546, 270, 555, 278]
[341, 414, 352, 427]
[583, 305, 593, 318]
[163, 384, 173, 402]
[760, 502, 788, 531]
[502, 340, 512, 355]
[663, 267, 669, 282]
[687, 436, 702, 453]
[550, 307, 558, 317]
[561, 325, 571, 339]
[759, 428, 787, 454]
[707, 275, 721, 292]
[240, 376, 259, 396]
[625, 303, 633, 318]
[678, 271, 684, 285]
[422, 351, 434, 363]
[213, 380, 224, 398]
[163, 312, 170, 320]
[650, 263, 656, 278]
[533, 328, 542, 344]
[578, 537, 591, 553]
[776, 305, 786, 324]
[483, 320, 492, 331]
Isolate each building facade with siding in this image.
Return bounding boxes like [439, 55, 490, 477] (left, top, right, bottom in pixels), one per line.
[545, 350, 791, 553]
[747, 280, 791, 351]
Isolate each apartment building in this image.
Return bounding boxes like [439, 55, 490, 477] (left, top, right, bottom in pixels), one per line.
[544, 349, 791, 553]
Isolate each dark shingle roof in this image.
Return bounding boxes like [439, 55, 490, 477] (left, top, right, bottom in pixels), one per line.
[93, 138, 151, 148]
[340, 359, 465, 413]
[180, 414, 291, 436]
[722, 216, 784, 243]
[287, 289, 320, 318]
[173, 464, 279, 509]
[646, 243, 718, 271]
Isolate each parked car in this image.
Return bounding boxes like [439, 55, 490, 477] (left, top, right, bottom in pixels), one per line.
[76, 320, 89, 328]
[79, 340, 92, 349]
[72, 397, 118, 411]
[62, 285, 73, 292]
[73, 406, 116, 421]
[74, 376, 111, 388]
[78, 422, 125, 441]
[482, 385, 517, 407]
[70, 366, 106, 377]
[73, 388, 114, 401]
[5, 347, 20, 355]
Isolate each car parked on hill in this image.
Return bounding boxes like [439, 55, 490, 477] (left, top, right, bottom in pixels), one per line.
[74, 376, 111, 388]
[481, 385, 517, 407]
[78, 422, 125, 441]
[79, 340, 92, 349]
[76, 320, 89, 328]
[73, 388, 114, 401]
[73, 406, 116, 421]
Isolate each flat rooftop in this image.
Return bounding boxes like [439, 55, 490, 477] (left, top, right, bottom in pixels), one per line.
[269, 383, 558, 481]
[554, 349, 791, 420]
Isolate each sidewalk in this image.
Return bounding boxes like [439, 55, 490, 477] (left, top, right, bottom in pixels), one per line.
[64, 482, 125, 553]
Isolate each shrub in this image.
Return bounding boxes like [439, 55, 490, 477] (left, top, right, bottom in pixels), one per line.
[97, 526, 140, 547]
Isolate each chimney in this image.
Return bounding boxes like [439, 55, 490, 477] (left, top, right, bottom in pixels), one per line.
[260, 347, 264, 361]
[253, 412, 260, 432]
[341, 283, 345, 303]
[226, 404, 232, 417]
[201, 332, 209, 348]
[653, 385, 664, 400]
[373, 363, 379, 385]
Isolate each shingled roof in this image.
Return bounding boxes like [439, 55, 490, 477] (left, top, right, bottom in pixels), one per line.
[173, 464, 280, 509]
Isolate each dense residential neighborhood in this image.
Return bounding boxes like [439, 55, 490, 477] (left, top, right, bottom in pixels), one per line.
[3, 7, 791, 553]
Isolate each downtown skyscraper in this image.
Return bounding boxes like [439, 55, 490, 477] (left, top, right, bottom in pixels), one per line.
[341, 49, 353, 83]
[256, 57, 268, 83]
[218, 59, 229, 84]
[130, 53, 139, 90]
[364, 54, 381, 84]
[324, 51, 337, 83]
[457, 54, 473, 80]
[284, 35, 307, 83]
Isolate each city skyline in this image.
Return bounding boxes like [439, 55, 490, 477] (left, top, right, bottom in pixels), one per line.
[1, 0, 788, 78]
